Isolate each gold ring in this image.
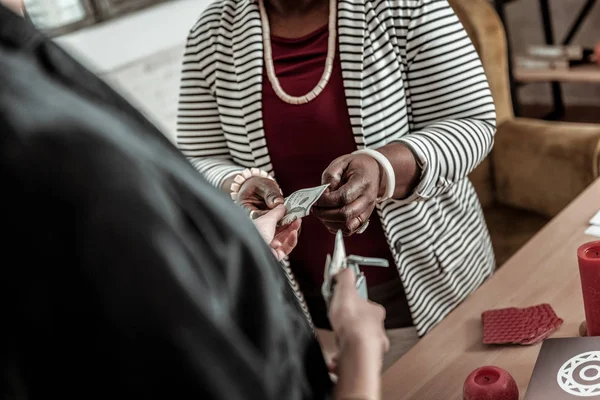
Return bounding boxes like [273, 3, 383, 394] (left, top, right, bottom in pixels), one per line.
[356, 216, 369, 234]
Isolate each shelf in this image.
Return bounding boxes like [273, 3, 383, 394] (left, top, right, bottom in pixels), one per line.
[514, 64, 600, 83]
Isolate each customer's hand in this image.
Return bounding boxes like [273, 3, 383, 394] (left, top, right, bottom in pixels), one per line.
[253, 205, 301, 261]
[236, 177, 284, 218]
[313, 154, 383, 235]
[328, 268, 389, 399]
[329, 268, 389, 362]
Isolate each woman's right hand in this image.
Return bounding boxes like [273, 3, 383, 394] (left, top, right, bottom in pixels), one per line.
[225, 176, 284, 217]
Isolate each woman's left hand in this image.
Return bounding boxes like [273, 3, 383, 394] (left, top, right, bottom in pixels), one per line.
[253, 205, 302, 260]
[313, 154, 383, 236]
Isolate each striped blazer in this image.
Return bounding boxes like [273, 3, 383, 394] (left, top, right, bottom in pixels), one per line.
[177, 0, 497, 336]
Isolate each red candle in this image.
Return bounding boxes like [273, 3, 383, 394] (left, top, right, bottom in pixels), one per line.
[463, 366, 519, 400]
[578, 241, 600, 336]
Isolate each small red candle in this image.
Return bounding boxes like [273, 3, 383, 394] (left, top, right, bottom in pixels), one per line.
[578, 241, 600, 336]
[463, 366, 519, 400]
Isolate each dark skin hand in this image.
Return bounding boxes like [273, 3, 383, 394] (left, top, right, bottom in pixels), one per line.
[313, 143, 421, 236]
[222, 176, 284, 218]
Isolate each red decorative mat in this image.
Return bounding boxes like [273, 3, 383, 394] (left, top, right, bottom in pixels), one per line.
[482, 304, 563, 345]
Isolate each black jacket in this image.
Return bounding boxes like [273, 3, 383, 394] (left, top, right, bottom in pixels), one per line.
[0, 6, 331, 399]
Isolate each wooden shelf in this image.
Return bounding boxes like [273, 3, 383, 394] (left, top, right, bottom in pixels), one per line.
[514, 64, 600, 83]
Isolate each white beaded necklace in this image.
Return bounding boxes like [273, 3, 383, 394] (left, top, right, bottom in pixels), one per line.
[258, 0, 337, 105]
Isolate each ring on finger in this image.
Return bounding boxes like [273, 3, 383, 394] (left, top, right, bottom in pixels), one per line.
[356, 215, 369, 234]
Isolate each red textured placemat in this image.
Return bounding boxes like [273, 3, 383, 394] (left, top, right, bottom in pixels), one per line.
[482, 304, 563, 345]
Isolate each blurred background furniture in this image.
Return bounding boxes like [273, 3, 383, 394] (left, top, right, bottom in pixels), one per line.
[492, 0, 598, 119]
[24, 0, 167, 36]
[451, 0, 600, 265]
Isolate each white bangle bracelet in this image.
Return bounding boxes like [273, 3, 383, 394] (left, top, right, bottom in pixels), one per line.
[352, 149, 395, 202]
[229, 168, 275, 201]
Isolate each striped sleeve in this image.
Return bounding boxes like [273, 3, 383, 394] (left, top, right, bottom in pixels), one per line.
[176, 7, 244, 189]
[397, 0, 496, 204]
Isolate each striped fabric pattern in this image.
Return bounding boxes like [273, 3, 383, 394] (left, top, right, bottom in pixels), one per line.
[177, 0, 496, 336]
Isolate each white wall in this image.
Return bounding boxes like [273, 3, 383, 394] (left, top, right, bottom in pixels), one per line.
[54, 0, 213, 142]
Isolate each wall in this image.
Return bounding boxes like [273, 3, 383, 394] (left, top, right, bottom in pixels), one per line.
[55, 0, 212, 142]
[503, 0, 600, 106]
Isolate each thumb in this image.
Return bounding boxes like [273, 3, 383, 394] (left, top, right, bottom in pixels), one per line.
[254, 205, 286, 244]
[332, 268, 357, 298]
[322, 157, 350, 191]
[266, 193, 284, 209]
[258, 204, 286, 225]
[258, 183, 284, 209]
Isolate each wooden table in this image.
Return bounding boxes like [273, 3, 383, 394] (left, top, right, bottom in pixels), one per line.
[382, 178, 600, 400]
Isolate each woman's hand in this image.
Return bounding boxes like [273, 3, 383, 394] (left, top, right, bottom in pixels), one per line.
[313, 154, 383, 235]
[253, 205, 302, 261]
[224, 175, 284, 218]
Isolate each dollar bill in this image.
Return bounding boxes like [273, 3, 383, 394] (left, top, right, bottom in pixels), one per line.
[279, 184, 330, 226]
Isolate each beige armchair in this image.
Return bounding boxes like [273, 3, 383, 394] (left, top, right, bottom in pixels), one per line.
[450, 0, 600, 265]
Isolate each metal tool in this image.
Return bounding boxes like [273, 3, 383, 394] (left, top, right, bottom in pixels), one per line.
[321, 230, 390, 307]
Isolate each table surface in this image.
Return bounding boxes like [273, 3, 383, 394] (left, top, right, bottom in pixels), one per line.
[381, 178, 600, 400]
[514, 64, 600, 83]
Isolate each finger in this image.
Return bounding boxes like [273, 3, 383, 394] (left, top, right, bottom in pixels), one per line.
[277, 222, 301, 255]
[254, 206, 286, 240]
[249, 209, 270, 220]
[321, 156, 350, 191]
[274, 218, 301, 241]
[324, 225, 357, 237]
[279, 231, 299, 257]
[256, 204, 286, 224]
[257, 181, 284, 209]
[271, 248, 283, 261]
[317, 213, 372, 236]
[326, 359, 338, 374]
[382, 335, 391, 354]
[316, 178, 365, 209]
[313, 196, 371, 223]
[332, 268, 358, 298]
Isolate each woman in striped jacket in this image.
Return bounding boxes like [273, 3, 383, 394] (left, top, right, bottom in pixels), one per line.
[177, 0, 496, 366]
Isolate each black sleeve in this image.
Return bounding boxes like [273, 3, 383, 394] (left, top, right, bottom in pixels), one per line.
[1, 129, 329, 400]
[0, 10, 331, 397]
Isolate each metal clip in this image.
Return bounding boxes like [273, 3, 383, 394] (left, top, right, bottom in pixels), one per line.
[321, 230, 390, 307]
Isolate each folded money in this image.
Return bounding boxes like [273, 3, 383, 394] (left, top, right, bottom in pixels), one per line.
[279, 184, 330, 226]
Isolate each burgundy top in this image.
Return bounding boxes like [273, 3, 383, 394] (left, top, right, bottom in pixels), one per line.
[262, 25, 411, 328]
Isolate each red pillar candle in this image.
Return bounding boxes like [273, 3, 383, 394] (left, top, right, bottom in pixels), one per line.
[463, 366, 519, 400]
[578, 241, 600, 336]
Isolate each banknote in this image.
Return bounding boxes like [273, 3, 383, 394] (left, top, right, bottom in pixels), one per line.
[279, 184, 330, 226]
